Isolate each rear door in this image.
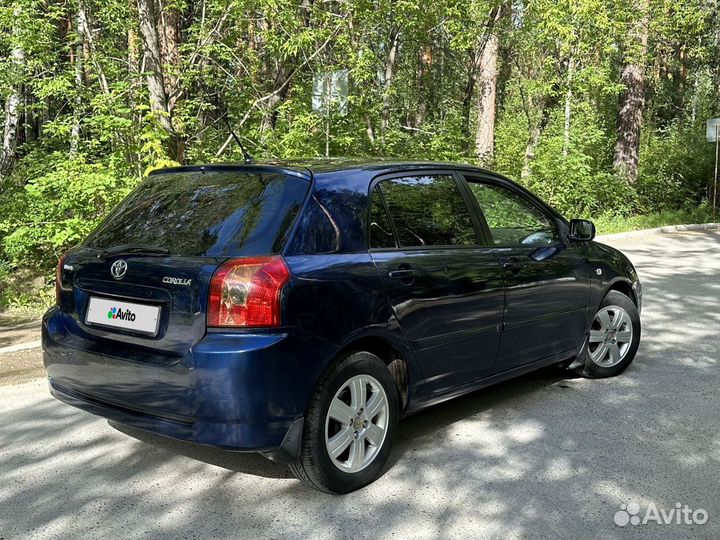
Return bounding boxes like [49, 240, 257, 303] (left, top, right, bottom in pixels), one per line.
[56, 168, 309, 359]
[461, 175, 591, 372]
[368, 172, 504, 394]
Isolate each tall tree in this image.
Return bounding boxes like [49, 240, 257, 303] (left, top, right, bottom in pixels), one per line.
[0, 5, 24, 181]
[380, 24, 400, 143]
[136, 0, 178, 158]
[158, 0, 181, 110]
[474, 4, 503, 164]
[613, 0, 649, 184]
[70, 3, 86, 155]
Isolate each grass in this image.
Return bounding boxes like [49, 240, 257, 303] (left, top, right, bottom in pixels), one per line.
[593, 206, 715, 235]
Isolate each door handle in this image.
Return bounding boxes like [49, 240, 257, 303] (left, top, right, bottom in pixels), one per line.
[388, 269, 420, 280]
[501, 258, 524, 274]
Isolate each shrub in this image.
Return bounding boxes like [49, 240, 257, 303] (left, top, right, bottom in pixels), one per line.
[637, 120, 715, 212]
[0, 156, 137, 273]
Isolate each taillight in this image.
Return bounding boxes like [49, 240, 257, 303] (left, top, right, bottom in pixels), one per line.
[55, 253, 68, 305]
[207, 256, 290, 328]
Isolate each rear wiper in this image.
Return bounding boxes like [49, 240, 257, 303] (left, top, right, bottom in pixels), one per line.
[97, 244, 171, 258]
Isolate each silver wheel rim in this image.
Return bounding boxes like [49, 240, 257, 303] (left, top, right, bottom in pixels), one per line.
[324, 374, 388, 473]
[588, 305, 634, 367]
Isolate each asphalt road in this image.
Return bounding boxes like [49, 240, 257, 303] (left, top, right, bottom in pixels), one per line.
[1, 231, 719, 539]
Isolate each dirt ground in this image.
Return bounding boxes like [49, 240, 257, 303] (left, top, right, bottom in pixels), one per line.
[0, 312, 43, 385]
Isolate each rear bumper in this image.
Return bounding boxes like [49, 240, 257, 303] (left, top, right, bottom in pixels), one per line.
[43, 307, 335, 459]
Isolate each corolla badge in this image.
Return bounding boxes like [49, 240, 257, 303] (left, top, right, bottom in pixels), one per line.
[162, 276, 192, 286]
[110, 259, 128, 280]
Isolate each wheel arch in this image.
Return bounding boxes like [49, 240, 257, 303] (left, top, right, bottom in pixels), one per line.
[604, 278, 638, 307]
[338, 335, 410, 411]
[265, 332, 412, 464]
[583, 277, 639, 344]
[334, 335, 411, 412]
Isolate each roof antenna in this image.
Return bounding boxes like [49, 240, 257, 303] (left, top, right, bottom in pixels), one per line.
[224, 117, 253, 164]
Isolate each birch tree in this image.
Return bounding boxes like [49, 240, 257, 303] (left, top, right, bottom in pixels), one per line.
[0, 5, 24, 181]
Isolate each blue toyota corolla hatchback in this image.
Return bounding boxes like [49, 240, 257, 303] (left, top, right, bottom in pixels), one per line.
[43, 160, 642, 493]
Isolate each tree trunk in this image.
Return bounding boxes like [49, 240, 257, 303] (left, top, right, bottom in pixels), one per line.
[414, 45, 432, 128]
[127, 20, 143, 177]
[137, 0, 173, 135]
[563, 55, 575, 157]
[259, 79, 291, 135]
[70, 7, 86, 156]
[0, 11, 23, 181]
[365, 115, 376, 147]
[0, 60, 25, 182]
[460, 50, 478, 155]
[613, 0, 649, 184]
[347, 15, 376, 148]
[474, 29, 498, 164]
[128, 26, 141, 110]
[22, 93, 31, 146]
[380, 25, 400, 143]
[158, 0, 181, 111]
[521, 99, 551, 181]
[467, 4, 503, 163]
[78, 2, 110, 95]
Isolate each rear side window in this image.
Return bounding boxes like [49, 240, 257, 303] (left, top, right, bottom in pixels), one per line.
[369, 187, 396, 249]
[377, 175, 476, 247]
[86, 171, 309, 257]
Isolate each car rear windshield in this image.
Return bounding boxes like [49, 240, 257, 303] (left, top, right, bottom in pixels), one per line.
[85, 170, 310, 257]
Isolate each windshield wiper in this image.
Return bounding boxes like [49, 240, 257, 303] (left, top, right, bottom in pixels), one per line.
[97, 244, 171, 258]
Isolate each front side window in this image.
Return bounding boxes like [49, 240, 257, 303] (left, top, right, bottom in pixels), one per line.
[468, 182, 559, 246]
[377, 175, 476, 247]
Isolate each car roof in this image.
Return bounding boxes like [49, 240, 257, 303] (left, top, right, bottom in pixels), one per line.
[265, 158, 491, 175]
[150, 158, 494, 181]
[148, 159, 567, 232]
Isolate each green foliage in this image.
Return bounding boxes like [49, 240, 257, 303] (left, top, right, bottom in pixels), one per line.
[637, 119, 714, 211]
[0, 156, 136, 271]
[529, 111, 639, 218]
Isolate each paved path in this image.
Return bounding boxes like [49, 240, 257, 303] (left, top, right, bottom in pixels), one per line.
[1, 231, 719, 539]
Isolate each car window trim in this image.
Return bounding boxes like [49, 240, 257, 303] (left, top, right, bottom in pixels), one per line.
[366, 169, 488, 252]
[460, 172, 565, 249]
[369, 184, 400, 249]
[282, 170, 317, 257]
[452, 171, 494, 246]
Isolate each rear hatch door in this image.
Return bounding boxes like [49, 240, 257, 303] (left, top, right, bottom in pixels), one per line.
[56, 167, 310, 358]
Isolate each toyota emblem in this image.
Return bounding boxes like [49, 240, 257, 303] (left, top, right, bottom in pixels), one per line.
[110, 259, 128, 280]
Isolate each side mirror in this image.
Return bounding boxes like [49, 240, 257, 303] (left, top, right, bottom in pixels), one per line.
[569, 219, 596, 242]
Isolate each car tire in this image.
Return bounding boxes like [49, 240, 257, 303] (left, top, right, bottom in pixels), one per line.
[576, 290, 641, 378]
[289, 351, 399, 494]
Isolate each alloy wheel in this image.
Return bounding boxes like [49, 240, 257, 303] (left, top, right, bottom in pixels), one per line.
[588, 305, 634, 367]
[324, 374, 389, 473]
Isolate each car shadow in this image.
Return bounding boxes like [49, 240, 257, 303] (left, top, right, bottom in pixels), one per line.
[107, 365, 573, 482]
[385, 366, 573, 473]
[108, 422, 293, 479]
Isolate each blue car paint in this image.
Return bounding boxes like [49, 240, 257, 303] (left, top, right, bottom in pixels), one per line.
[42, 160, 640, 462]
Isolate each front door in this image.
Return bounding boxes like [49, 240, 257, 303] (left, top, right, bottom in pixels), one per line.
[368, 173, 504, 393]
[463, 177, 591, 372]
